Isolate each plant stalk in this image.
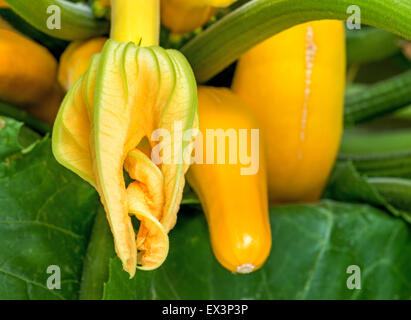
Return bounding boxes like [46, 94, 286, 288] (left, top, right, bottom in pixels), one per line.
[339, 130, 411, 178]
[79, 205, 114, 300]
[4, 0, 109, 40]
[0, 101, 51, 134]
[181, 0, 411, 83]
[344, 70, 411, 125]
[110, 0, 159, 46]
[368, 177, 411, 221]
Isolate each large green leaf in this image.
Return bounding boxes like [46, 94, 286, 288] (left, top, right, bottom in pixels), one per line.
[2, 116, 411, 300]
[0, 116, 98, 300]
[103, 202, 411, 300]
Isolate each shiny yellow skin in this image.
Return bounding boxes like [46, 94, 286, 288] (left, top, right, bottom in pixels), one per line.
[187, 86, 271, 274]
[232, 20, 346, 204]
[0, 29, 58, 106]
[58, 37, 106, 92]
[161, 0, 236, 34]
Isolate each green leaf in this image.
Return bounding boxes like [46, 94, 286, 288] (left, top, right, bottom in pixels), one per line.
[103, 258, 154, 300]
[0, 117, 99, 299]
[0, 116, 26, 159]
[2, 118, 411, 300]
[103, 201, 411, 300]
[182, 0, 411, 82]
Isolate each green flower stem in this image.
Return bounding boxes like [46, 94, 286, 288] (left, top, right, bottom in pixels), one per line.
[0, 101, 51, 134]
[339, 130, 411, 178]
[344, 70, 411, 125]
[4, 0, 109, 40]
[79, 205, 114, 300]
[368, 177, 411, 218]
[181, 0, 411, 83]
[346, 27, 401, 65]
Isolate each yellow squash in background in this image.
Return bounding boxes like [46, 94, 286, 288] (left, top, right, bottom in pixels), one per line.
[58, 37, 106, 92]
[187, 86, 271, 273]
[25, 83, 65, 124]
[232, 20, 346, 204]
[161, 0, 236, 33]
[0, 26, 63, 123]
[0, 28, 58, 106]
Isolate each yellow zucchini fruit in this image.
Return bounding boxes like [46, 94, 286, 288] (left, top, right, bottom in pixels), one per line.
[232, 20, 346, 204]
[52, 40, 198, 275]
[58, 37, 106, 92]
[187, 86, 271, 274]
[0, 29, 58, 106]
[161, 0, 236, 34]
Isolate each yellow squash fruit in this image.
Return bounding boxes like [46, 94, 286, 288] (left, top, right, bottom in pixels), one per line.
[26, 83, 65, 124]
[58, 37, 106, 92]
[52, 39, 198, 275]
[161, 0, 237, 34]
[232, 20, 346, 204]
[187, 86, 271, 274]
[0, 0, 8, 8]
[0, 28, 57, 106]
[0, 17, 13, 30]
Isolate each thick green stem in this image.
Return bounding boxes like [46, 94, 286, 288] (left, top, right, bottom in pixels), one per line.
[344, 70, 411, 125]
[110, 0, 159, 46]
[0, 101, 51, 134]
[79, 205, 114, 300]
[4, 0, 109, 40]
[339, 130, 411, 178]
[368, 177, 411, 221]
[181, 0, 411, 83]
